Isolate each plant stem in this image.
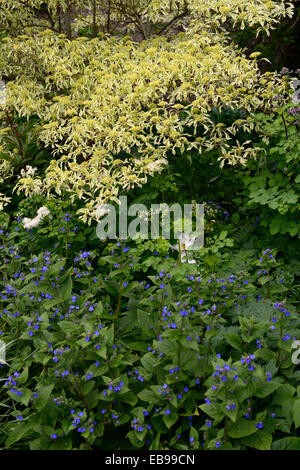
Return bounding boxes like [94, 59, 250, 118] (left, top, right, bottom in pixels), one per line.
[5, 110, 24, 162]
[157, 291, 165, 338]
[115, 280, 123, 318]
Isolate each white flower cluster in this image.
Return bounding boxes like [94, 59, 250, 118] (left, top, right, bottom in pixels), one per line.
[96, 205, 111, 219]
[20, 165, 37, 177]
[146, 159, 168, 173]
[22, 206, 50, 230]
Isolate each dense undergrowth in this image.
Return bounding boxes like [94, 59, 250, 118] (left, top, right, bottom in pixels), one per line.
[0, 150, 299, 449]
[0, 0, 300, 452]
[0, 85, 300, 452]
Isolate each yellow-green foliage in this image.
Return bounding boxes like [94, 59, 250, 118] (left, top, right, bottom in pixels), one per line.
[0, 1, 83, 35]
[0, 1, 295, 38]
[0, 1, 295, 222]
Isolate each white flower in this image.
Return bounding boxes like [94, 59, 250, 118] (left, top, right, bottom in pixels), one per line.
[178, 232, 196, 250]
[37, 206, 50, 218]
[22, 217, 41, 229]
[96, 204, 111, 218]
[146, 158, 168, 173]
[181, 253, 197, 264]
[20, 165, 38, 177]
[171, 232, 197, 264]
[22, 206, 50, 229]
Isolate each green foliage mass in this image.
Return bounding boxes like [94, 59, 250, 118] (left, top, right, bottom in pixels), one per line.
[0, 0, 296, 221]
[0, 217, 300, 450]
[243, 105, 300, 238]
[0, 0, 299, 453]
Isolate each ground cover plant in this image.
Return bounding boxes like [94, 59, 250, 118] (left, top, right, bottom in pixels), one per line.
[0, 0, 299, 451]
[0, 217, 300, 450]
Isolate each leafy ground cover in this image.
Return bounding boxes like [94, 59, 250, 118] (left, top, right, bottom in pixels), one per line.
[0, 0, 299, 452]
[0, 194, 299, 450]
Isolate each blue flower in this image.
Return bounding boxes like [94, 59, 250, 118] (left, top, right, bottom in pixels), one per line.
[282, 335, 291, 341]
